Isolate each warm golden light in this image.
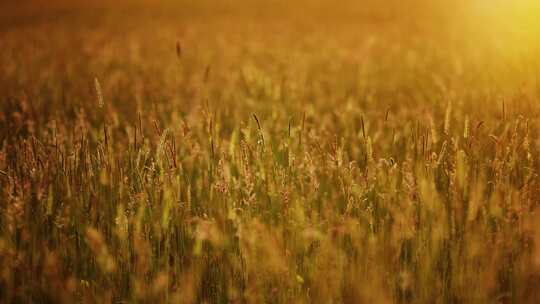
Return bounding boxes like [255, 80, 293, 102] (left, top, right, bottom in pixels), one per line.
[2, 1, 540, 303]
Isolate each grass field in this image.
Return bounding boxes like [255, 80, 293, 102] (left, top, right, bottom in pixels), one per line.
[2, 0, 540, 303]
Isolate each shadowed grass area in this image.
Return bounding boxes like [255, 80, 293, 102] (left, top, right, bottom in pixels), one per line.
[1, 1, 540, 303]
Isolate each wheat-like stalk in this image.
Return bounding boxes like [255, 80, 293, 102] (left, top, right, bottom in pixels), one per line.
[464, 115, 469, 139]
[444, 101, 452, 135]
[94, 77, 104, 108]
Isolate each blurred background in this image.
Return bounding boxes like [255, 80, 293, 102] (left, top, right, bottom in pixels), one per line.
[2, 0, 540, 127]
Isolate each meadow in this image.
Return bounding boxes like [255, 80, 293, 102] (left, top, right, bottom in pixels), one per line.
[1, 0, 540, 303]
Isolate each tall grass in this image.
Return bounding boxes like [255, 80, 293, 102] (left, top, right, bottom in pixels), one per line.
[1, 1, 540, 303]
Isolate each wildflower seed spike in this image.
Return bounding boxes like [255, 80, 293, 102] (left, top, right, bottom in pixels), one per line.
[94, 77, 104, 108]
[253, 114, 265, 148]
[204, 65, 211, 83]
[176, 41, 182, 59]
